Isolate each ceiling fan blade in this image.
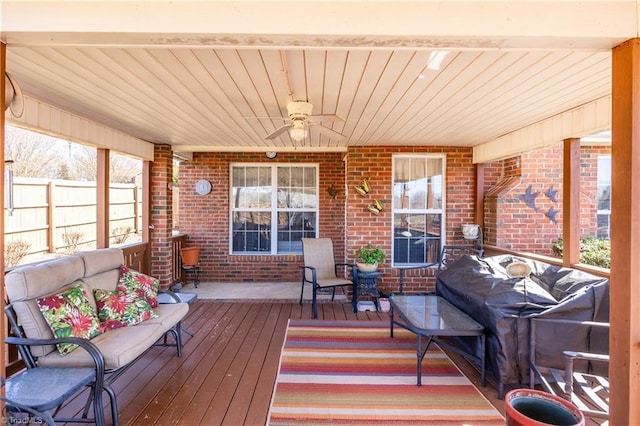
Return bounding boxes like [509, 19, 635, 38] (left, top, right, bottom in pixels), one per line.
[314, 125, 346, 141]
[265, 124, 292, 139]
[308, 114, 343, 123]
[244, 116, 289, 121]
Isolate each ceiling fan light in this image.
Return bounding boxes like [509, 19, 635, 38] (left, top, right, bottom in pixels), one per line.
[289, 127, 307, 142]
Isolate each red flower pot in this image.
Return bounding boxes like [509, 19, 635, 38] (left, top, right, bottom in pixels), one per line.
[505, 389, 584, 426]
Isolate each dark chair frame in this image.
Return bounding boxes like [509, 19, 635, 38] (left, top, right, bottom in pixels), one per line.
[299, 238, 354, 319]
[529, 317, 610, 421]
[2, 335, 106, 426]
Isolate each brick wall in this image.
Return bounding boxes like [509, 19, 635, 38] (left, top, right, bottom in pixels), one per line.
[176, 146, 477, 295]
[177, 152, 347, 283]
[483, 144, 611, 256]
[150, 145, 175, 288]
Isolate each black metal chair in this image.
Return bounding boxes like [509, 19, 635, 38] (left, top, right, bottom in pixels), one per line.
[529, 317, 610, 421]
[2, 336, 107, 426]
[300, 238, 354, 319]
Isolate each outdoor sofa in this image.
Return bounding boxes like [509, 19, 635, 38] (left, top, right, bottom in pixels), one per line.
[435, 253, 609, 398]
[4, 247, 189, 425]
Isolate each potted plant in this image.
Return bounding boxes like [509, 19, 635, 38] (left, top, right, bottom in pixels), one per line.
[356, 243, 386, 272]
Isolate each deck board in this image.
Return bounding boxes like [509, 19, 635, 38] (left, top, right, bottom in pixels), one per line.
[53, 299, 503, 425]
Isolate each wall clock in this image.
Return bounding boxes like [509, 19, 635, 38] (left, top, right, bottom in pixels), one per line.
[265, 151, 278, 159]
[195, 179, 212, 195]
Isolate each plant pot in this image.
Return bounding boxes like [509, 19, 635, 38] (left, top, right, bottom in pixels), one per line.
[505, 389, 585, 426]
[462, 223, 480, 240]
[181, 246, 200, 266]
[357, 262, 378, 272]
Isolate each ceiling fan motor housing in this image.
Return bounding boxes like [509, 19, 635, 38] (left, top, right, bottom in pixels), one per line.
[287, 101, 313, 120]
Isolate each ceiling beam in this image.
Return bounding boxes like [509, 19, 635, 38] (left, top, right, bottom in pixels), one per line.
[1, 1, 637, 50]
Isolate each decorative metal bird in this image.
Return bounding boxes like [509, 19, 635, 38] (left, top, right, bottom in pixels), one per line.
[519, 185, 540, 212]
[544, 206, 558, 224]
[327, 185, 337, 199]
[544, 185, 558, 203]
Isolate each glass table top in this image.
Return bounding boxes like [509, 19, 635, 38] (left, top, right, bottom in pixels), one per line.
[390, 294, 483, 334]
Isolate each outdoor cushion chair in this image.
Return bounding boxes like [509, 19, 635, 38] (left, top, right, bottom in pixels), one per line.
[300, 238, 354, 319]
[529, 317, 610, 421]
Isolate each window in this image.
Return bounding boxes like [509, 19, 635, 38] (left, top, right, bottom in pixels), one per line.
[230, 164, 318, 254]
[596, 155, 611, 239]
[392, 154, 445, 266]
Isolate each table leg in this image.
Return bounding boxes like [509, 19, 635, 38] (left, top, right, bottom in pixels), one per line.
[480, 334, 486, 387]
[416, 335, 434, 386]
[352, 280, 358, 313]
[389, 307, 394, 338]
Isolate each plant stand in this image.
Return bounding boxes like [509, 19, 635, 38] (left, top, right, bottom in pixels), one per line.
[352, 269, 382, 313]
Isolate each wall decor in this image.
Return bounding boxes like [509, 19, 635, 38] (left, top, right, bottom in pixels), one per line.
[195, 179, 212, 195]
[544, 185, 558, 203]
[519, 185, 540, 212]
[327, 185, 337, 199]
[354, 178, 371, 197]
[368, 199, 384, 215]
[544, 206, 558, 224]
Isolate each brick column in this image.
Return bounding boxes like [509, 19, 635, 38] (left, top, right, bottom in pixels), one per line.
[150, 145, 174, 289]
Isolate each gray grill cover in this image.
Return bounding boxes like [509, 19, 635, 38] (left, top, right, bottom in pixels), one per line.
[435, 254, 609, 388]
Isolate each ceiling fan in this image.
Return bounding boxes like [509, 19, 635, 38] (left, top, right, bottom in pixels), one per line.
[252, 101, 346, 143]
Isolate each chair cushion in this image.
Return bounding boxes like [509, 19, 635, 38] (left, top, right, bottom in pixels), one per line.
[316, 277, 353, 288]
[94, 288, 158, 330]
[117, 265, 160, 307]
[36, 284, 101, 356]
[302, 238, 339, 281]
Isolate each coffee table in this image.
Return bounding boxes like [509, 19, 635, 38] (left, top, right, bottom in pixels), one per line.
[389, 294, 486, 387]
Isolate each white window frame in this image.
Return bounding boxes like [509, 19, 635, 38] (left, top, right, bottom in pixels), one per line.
[391, 153, 446, 267]
[229, 163, 319, 255]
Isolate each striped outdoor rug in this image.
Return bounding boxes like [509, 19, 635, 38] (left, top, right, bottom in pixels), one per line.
[267, 320, 504, 425]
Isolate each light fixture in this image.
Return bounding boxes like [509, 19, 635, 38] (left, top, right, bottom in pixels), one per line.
[289, 120, 307, 142]
[426, 50, 450, 71]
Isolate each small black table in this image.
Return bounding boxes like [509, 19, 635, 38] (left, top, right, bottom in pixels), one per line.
[389, 294, 486, 387]
[352, 269, 382, 312]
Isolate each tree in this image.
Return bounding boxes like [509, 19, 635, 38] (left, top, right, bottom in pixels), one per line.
[4, 126, 63, 178]
[5, 125, 142, 183]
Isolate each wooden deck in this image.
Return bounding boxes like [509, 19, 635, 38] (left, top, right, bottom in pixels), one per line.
[60, 299, 505, 425]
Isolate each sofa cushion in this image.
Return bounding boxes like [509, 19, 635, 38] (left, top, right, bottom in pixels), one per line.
[117, 265, 160, 307]
[143, 303, 190, 330]
[36, 283, 101, 356]
[94, 288, 158, 330]
[37, 322, 170, 370]
[79, 248, 124, 310]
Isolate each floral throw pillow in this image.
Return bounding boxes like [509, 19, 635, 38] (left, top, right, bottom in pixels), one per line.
[94, 288, 158, 331]
[117, 265, 160, 308]
[36, 283, 101, 356]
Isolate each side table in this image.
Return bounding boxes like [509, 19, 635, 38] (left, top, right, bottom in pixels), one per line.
[352, 269, 382, 313]
[157, 291, 198, 337]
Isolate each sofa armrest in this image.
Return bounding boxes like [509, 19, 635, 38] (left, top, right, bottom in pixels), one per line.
[5, 336, 106, 382]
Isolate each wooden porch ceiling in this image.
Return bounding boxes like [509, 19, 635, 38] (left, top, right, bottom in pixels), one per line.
[2, 1, 632, 159]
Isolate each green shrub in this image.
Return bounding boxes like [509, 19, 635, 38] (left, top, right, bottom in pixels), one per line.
[551, 237, 610, 269]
